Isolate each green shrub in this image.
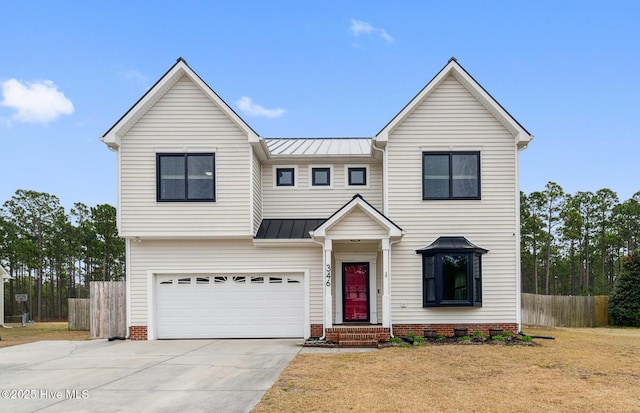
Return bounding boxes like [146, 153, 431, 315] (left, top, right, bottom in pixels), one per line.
[520, 335, 533, 342]
[492, 335, 505, 342]
[609, 255, 640, 327]
[503, 331, 513, 337]
[414, 336, 425, 344]
[436, 333, 444, 339]
[390, 337, 402, 343]
[460, 335, 471, 341]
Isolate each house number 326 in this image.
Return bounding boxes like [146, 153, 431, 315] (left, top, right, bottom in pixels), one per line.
[325, 264, 331, 287]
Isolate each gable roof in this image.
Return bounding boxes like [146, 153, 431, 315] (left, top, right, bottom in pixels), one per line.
[376, 58, 533, 150]
[311, 194, 403, 239]
[101, 57, 259, 150]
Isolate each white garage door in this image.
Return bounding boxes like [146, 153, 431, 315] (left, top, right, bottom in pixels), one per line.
[156, 273, 304, 339]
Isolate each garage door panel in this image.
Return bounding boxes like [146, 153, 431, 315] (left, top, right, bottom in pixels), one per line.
[156, 274, 304, 339]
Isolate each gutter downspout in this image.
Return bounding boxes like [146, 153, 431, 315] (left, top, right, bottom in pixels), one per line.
[310, 236, 327, 340]
[372, 142, 388, 214]
[373, 140, 398, 337]
[388, 238, 402, 338]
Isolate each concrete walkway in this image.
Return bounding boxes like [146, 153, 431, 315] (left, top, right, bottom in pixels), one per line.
[0, 339, 303, 413]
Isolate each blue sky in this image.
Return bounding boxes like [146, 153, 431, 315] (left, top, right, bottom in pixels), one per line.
[1, 1, 639, 210]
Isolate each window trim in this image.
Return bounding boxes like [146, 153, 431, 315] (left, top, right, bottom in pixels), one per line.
[345, 165, 369, 188]
[309, 165, 333, 188]
[422, 151, 480, 200]
[416, 237, 487, 308]
[421, 251, 482, 307]
[274, 166, 297, 188]
[156, 153, 216, 202]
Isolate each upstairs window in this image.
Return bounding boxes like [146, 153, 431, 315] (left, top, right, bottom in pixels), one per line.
[311, 167, 331, 186]
[416, 236, 487, 307]
[276, 167, 295, 186]
[348, 167, 367, 186]
[157, 153, 215, 201]
[422, 152, 480, 199]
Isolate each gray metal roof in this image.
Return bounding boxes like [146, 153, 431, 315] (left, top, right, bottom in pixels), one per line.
[255, 219, 327, 239]
[265, 138, 372, 156]
[415, 236, 488, 254]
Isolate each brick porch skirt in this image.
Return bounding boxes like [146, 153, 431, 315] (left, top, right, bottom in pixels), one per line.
[310, 323, 518, 340]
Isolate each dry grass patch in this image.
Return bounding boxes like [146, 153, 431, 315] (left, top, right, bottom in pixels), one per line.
[0, 322, 90, 349]
[254, 326, 640, 412]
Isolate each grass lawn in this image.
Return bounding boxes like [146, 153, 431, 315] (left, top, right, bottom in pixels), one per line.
[0, 322, 90, 349]
[253, 326, 640, 412]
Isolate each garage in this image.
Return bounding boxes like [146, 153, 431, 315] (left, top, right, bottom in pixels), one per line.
[155, 273, 305, 339]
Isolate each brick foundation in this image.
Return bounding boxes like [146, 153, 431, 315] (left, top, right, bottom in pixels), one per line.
[310, 323, 518, 340]
[391, 323, 519, 337]
[129, 326, 148, 340]
[310, 324, 323, 338]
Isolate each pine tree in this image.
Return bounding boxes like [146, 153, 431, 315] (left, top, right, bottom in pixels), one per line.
[609, 255, 640, 327]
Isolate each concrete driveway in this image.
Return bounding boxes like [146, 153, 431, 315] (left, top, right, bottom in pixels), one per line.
[0, 338, 303, 413]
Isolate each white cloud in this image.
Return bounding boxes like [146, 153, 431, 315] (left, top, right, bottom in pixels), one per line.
[236, 96, 286, 118]
[1, 79, 74, 123]
[118, 68, 148, 84]
[350, 19, 394, 43]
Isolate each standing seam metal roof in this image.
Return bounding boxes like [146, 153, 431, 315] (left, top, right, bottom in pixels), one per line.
[265, 138, 373, 156]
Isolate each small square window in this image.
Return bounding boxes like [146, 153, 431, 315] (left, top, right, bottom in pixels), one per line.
[348, 167, 367, 186]
[312, 168, 331, 186]
[276, 168, 295, 186]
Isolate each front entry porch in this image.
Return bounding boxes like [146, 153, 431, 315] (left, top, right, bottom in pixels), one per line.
[309, 194, 404, 344]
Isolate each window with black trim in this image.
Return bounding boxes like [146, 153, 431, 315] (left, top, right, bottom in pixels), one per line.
[157, 153, 215, 201]
[276, 168, 295, 186]
[348, 167, 367, 186]
[422, 152, 480, 199]
[416, 236, 487, 307]
[311, 167, 331, 186]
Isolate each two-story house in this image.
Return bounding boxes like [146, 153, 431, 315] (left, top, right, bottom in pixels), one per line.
[101, 57, 532, 344]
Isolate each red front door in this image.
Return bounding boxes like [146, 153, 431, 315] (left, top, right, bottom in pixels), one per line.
[343, 263, 369, 322]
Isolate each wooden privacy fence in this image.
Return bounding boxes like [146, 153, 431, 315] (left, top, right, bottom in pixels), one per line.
[68, 299, 90, 330]
[90, 281, 126, 339]
[522, 293, 609, 327]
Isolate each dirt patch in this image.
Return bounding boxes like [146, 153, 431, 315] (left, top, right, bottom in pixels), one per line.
[0, 322, 90, 349]
[254, 326, 640, 412]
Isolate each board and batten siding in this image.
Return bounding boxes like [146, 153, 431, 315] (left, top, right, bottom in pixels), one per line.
[119, 75, 252, 237]
[128, 239, 323, 327]
[387, 74, 519, 324]
[261, 160, 383, 218]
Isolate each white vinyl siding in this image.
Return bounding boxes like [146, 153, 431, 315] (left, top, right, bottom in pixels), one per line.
[119, 75, 251, 237]
[326, 208, 388, 239]
[387, 74, 518, 324]
[128, 239, 322, 327]
[252, 150, 262, 235]
[262, 160, 383, 218]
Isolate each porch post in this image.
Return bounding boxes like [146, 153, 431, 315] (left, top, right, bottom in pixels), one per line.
[382, 238, 391, 328]
[324, 239, 333, 331]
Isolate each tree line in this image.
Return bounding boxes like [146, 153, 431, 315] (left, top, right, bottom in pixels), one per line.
[521, 182, 640, 296]
[2, 183, 638, 321]
[0, 190, 124, 321]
